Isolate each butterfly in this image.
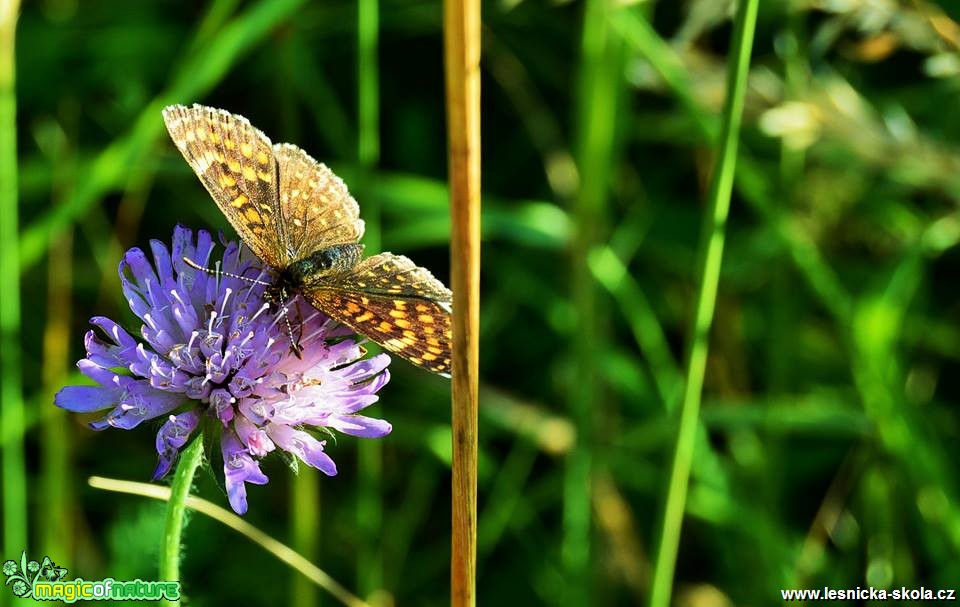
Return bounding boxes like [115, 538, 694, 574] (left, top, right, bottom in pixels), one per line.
[161, 104, 452, 377]
[39, 557, 67, 582]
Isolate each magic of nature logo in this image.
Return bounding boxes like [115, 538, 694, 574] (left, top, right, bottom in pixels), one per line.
[2, 552, 180, 602]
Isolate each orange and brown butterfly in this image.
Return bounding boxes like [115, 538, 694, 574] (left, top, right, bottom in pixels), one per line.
[161, 104, 452, 377]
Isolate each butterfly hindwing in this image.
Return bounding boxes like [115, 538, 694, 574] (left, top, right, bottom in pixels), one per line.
[274, 143, 365, 258]
[303, 253, 452, 376]
[162, 104, 289, 267]
[304, 288, 452, 376]
[343, 253, 453, 302]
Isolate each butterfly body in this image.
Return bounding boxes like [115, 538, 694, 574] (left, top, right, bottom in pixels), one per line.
[163, 104, 452, 376]
[278, 243, 365, 287]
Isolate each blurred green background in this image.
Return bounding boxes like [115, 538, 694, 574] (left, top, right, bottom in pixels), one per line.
[4, 0, 960, 605]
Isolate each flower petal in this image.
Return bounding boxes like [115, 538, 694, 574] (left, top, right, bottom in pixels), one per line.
[266, 424, 337, 476]
[325, 414, 392, 438]
[222, 430, 269, 515]
[340, 353, 392, 384]
[149, 237, 174, 288]
[84, 317, 138, 367]
[234, 414, 275, 457]
[54, 386, 116, 413]
[90, 382, 184, 430]
[209, 388, 235, 425]
[77, 359, 123, 388]
[120, 247, 161, 306]
[153, 410, 201, 480]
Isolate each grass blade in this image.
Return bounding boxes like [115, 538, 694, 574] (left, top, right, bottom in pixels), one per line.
[648, 1, 760, 605]
[357, 0, 384, 598]
[42, 202, 74, 560]
[0, 0, 25, 565]
[89, 476, 370, 607]
[564, 0, 623, 600]
[291, 471, 320, 607]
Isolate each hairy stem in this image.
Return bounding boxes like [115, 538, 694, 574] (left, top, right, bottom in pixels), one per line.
[160, 437, 204, 607]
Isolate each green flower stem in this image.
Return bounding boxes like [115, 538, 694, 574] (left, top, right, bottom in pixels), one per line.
[160, 437, 204, 607]
[647, 1, 759, 607]
[0, 0, 26, 568]
[291, 470, 319, 607]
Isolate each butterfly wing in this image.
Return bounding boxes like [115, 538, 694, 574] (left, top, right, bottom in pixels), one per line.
[162, 104, 290, 268]
[303, 253, 452, 376]
[274, 143, 365, 258]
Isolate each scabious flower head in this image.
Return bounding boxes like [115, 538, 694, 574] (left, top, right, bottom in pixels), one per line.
[56, 226, 392, 514]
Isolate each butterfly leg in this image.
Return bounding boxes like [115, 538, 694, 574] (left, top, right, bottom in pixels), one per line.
[264, 286, 304, 358]
[281, 304, 304, 359]
[294, 298, 307, 346]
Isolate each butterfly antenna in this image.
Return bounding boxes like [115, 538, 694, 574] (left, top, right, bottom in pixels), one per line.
[182, 256, 272, 286]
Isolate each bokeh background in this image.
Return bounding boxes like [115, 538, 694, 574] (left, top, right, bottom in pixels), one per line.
[5, 0, 960, 605]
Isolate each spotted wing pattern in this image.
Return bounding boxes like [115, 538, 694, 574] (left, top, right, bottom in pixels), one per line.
[303, 254, 452, 376]
[274, 143, 364, 259]
[162, 104, 288, 268]
[164, 105, 454, 377]
[338, 253, 453, 302]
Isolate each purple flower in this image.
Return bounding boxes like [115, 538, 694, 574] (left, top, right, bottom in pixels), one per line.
[56, 226, 392, 514]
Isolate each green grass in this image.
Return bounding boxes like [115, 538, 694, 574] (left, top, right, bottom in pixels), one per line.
[648, 1, 759, 605]
[356, 0, 384, 601]
[563, 0, 625, 601]
[41, 205, 74, 561]
[0, 0, 25, 573]
[291, 469, 320, 607]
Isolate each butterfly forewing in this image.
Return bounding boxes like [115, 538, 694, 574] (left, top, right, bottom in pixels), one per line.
[303, 253, 452, 376]
[274, 143, 365, 257]
[162, 105, 289, 267]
